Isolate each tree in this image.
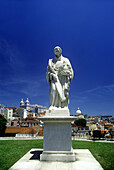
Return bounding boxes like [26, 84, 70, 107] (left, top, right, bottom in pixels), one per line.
[93, 130, 101, 139]
[0, 115, 7, 136]
[74, 118, 86, 127]
[84, 114, 88, 118]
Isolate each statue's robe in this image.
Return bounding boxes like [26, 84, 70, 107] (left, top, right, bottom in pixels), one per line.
[46, 55, 73, 108]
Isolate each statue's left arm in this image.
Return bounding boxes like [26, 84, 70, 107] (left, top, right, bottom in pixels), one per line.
[67, 59, 74, 81]
[61, 58, 74, 81]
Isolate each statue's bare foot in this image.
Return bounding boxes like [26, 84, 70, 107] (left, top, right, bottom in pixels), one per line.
[61, 97, 66, 102]
[49, 106, 54, 110]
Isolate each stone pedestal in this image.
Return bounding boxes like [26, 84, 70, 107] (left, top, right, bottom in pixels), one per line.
[39, 112, 76, 162]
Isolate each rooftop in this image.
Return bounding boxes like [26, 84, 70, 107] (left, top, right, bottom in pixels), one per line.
[5, 127, 37, 134]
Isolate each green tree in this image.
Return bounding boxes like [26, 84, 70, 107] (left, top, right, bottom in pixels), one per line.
[84, 114, 88, 118]
[0, 115, 7, 136]
[74, 118, 86, 127]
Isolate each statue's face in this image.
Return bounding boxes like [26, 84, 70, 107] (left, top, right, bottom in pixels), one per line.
[54, 46, 62, 57]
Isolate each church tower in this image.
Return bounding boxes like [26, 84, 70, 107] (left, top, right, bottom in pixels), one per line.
[20, 99, 24, 108]
[25, 98, 30, 111]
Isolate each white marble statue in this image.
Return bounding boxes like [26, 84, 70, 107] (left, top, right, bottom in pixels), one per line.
[46, 46, 74, 110]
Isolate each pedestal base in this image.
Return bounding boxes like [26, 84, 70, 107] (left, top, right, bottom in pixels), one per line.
[46, 107, 70, 116]
[39, 115, 76, 162]
[40, 151, 76, 162]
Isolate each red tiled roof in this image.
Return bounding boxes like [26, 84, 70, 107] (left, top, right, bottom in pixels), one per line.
[11, 106, 17, 108]
[5, 127, 37, 134]
[101, 129, 109, 133]
[13, 113, 16, 115]
[103, 120, 108, 123]
[12, 119, 18, 121]
[72, 124, 77, 127]
[90, 118, 95, 120]
[25, 116, 37, 121]
[6, 107, 13, 110]
[105, 123, 112, 126]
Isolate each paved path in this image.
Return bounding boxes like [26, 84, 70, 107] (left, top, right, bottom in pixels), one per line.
[9, 149, 103, 170]
[0, 136, 43, 140]
[0, 136, 114, 143]
[72, 137, 114, 143]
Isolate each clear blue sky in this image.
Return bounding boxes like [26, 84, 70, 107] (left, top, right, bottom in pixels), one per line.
[0, 0, 114, 116]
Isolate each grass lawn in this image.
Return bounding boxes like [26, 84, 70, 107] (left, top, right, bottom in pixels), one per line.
[72, 140, 114, 170]
[0, 140, 113, 170]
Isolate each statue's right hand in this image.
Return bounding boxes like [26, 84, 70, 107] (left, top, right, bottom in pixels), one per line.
[50, 73, 53, 80]
[53, 74, 57, 81]
[50, 73, 57, 81]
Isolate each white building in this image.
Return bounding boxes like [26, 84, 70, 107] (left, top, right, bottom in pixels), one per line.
[4, 107, 13, 120]
[16, 108, 27, 119]
[75, 107, 84, 119]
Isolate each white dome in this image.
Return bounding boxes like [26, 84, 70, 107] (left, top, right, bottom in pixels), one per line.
[20, 99, 24, 106]
[25, 98, 30, 105]
[76, 107, 82, 114]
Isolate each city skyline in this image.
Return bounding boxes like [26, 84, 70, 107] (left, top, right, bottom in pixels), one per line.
[0, 0, 114, 116]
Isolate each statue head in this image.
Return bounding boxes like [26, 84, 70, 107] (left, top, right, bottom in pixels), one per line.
[54, 46, 62, 57]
